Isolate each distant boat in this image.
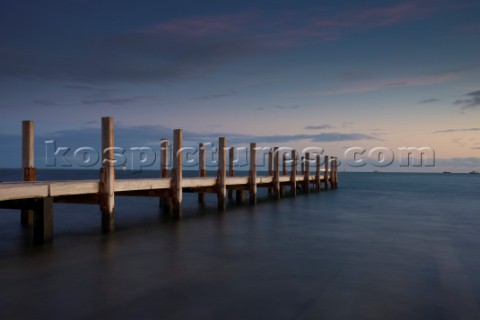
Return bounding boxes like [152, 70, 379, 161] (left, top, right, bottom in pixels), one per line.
[442, 171, 451, 174]
[469, 170, 479, 174]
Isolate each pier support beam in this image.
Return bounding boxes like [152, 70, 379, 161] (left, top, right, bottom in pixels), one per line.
[290, 150, 297, 197]
[304, 152, 310, 194]
[33, 197, 53, 244]
[21, 120, 36, 227]
[315, 154, 321, 192]
[198, 143, 206, 203]
[100, 117, 115, 233]
[273, 147, 280, 199]
[160, 139, 172, 213]
[249, 143, 257, 205]
[172, 129, 183, 218]
[324, 155, 329, 191]
[217, 137, 227, 211]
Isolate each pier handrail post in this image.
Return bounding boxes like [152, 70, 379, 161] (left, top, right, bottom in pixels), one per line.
[228, 147, 234, 200]
[324, 155, 329, 190]
[21, 120, 36, 227]
[273, 147, 280, 199]
[100, 116, 115, 232]
[160, 139, 172, 213]
[290, 150, 297, 196]
[198, 143, 206, 203]
[315, 154, 321, 192]
[304, 152, 310, 194]
[172, 129, 183, 218]
[249, 143, 257, 204]
[217, 137, 227, 210]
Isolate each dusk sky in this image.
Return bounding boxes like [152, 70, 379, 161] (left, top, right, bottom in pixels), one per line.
[0, 0, 479, 171]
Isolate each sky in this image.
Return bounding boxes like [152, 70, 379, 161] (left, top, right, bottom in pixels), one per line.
[0, 0, 479, 172]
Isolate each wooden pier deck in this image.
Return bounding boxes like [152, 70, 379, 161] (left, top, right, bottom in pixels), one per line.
[0, 117, 338, 244]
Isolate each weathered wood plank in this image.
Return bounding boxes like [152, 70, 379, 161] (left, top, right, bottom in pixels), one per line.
[291, 150, 297, 196]
[228, 147, 234, 200]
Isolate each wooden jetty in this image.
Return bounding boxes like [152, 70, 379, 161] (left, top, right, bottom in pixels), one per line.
[0, 117, 338, 244]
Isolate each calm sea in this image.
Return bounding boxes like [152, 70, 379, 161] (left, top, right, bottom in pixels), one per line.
[0, 169, 479, 319]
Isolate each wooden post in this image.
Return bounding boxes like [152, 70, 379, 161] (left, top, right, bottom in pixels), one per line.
[267, 150, 273, 195]
[160, 139, 172, 213]
[160, 139, 169, 178]
[100, 117, 115, 232]
[273, 147, 280, 199]
[335, 158, 339, 188]
[324, 155, 329, 190]
[280, 152, 287, 196]
[21, 120, 36, 227]
[301, 156, 305, 175]
[33, 197, 53, 244]
[332, 158, 338, 189]
[304, 152, 310, 193]
[172, 129, 183, 218]
[228, 147, 234, 200]
[198, 143, 206, 203]
[315, 154, 321, 192]
[249, 143, 257, 205]
[290, 150, 297, 197]
[217, 137, 227, 210]
[236, 190, 246, 204]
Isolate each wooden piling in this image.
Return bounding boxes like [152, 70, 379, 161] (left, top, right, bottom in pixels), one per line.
[33, 197, 53, 244]
[332, 158, 338, 189]
[290, 150, 297, 197]
[249, 143, 257, 205]
[304, 152, 310, 194]
[172, 129, 183, 218]
[280, 152, 287, 196]
[160, 139, 172, 212]
[268, 150, 273, 195]
[324, 155, 329, 191]
[100, 117, 115, 232]
[217, 137, 227, 210]
[273, 147, 280, 199]
[160, 139, 169, 178]
[198, 143, 206, 203]
[21, 120, 36, 227]
[315, 154, 321, 192]
[228, 147, 234, 200]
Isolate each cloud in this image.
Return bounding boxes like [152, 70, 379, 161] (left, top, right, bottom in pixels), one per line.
[453, 90, 480, 110]
[305, 124, 335, 130]
[33, 96, 157, 108]
[471, 147, 480, 150]
[325, 71, 462, 95]
[192, 90, 238, 100]
[433, 128, 480, 133]
[0, 3, 437, 84]
[418, 98, 440, 104]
